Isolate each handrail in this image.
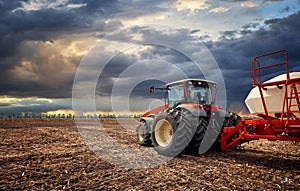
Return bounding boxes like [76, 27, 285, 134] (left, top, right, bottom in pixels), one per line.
[252, 50, 289, 86]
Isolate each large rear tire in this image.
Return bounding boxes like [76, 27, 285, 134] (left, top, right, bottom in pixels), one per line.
[151, 110, 196, 157]
[185, 117, 208, 155]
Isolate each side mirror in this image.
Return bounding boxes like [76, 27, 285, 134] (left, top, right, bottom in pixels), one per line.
[150, 86, 154, 93]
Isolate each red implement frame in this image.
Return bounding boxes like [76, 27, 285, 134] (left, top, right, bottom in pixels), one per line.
[220, 50, 300, 151]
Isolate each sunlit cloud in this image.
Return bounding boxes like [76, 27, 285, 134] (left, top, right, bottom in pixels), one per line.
[175, 0, 210, 14]
[240, 1, 260, 8]
[0, 96, 52, 107]
[121, 13, 168, 27]
[12, 60, 39, 81]
[17, 0, 86, 11]
[208, 7, 229, 13]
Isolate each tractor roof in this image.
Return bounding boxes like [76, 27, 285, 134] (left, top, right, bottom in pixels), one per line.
[166, 78, 217, 87]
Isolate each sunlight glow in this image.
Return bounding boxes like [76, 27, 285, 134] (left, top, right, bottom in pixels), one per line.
[175, 0, 210, 14]
[240, 1, 259, 8]
[0, 96, 52, 107]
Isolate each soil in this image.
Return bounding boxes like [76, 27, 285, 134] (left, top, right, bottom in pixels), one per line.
[0, 118, 299, 190]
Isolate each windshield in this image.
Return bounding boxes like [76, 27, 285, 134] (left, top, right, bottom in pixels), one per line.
[168, 84, 184, 107]
[187, 82, 213, 105]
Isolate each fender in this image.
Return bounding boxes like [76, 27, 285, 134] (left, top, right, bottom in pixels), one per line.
[141, 105, 168, 118]
[176, 103, 207, 117]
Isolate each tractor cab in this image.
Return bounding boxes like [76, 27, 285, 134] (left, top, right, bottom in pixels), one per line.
[166, 79, 217, 108]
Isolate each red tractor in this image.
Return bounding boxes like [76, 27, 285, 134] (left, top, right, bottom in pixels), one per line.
[136, 79, 238, 156]
[136, 50, 300, 156]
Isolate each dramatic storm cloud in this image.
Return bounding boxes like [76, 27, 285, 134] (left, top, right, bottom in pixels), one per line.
[208, 10, 300, 107]
[0, 0, 299, 114]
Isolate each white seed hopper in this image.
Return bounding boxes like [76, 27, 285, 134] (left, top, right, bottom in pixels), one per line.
[245, 72, 300, 116]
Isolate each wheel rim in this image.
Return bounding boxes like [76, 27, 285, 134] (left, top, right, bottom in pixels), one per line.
[137, 125, 145, 142]
[154, 119, 173, 147]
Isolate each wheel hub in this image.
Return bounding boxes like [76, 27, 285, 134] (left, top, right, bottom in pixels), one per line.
[155, 119, 173, 147]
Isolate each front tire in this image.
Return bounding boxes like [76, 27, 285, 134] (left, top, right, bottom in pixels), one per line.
[136, 120, 152, 146]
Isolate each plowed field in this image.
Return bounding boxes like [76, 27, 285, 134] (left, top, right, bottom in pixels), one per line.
[0, 118, 299, 190]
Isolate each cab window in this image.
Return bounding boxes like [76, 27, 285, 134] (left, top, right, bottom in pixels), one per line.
[168, 84, 184, 107]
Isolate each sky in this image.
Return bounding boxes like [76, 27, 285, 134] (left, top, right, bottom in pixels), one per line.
[0, 0, 300, 115]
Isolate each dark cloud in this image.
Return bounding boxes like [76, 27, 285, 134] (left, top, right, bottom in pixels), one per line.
[0, 40, 80, 99]
[96, 44, 195, 99]
[220, 0, 285, 2]
[219, 30, 238, 40]
[0, 0, 125, 57]
[219, 23, 259, 40]
[264, 18, 281, 25]
[0, 1, 299, 114]
[262, 0, 285, 3]
[96, 52, 138, 97]
[87, 9, 300, 112]
[0, 1, 113, 58]
[0, 0, 24, 16]
[208, 11, 300, 109]
[0, 0, 124, 106]
[281, 6, 290, 13]
[0, 0, 172, 108]
[89, 27, 224, 112]
[242, 23, 260, 30]
[190, 29, 200, 34]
